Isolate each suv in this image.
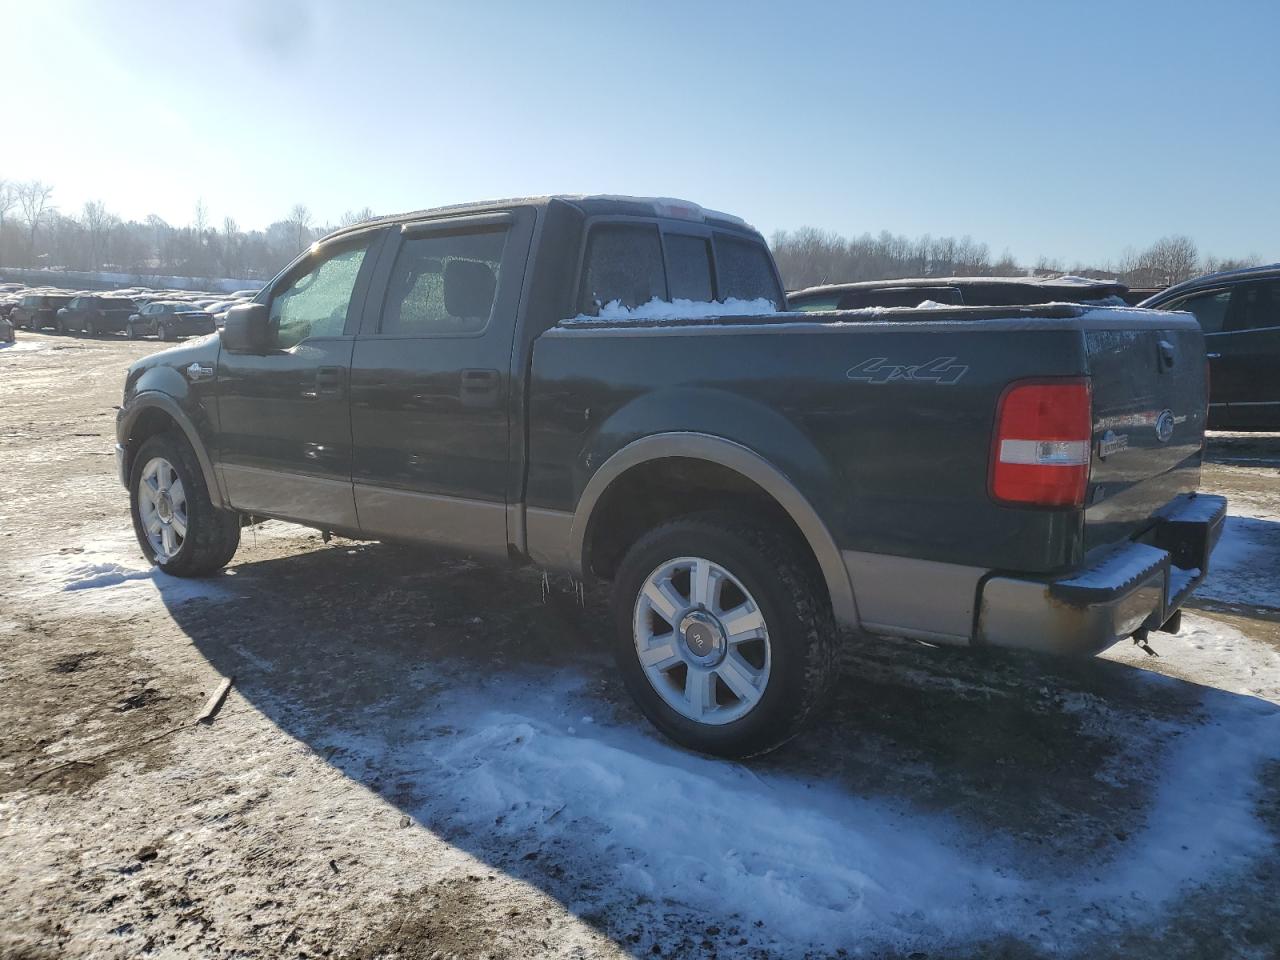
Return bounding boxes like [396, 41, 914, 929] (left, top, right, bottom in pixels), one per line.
[11, 293, 74, 330]
[127, 301, 217, 341]
[1140, 264, 1280, 429]
[56, 296, 139, 335]
[115, 195, 1223, 757]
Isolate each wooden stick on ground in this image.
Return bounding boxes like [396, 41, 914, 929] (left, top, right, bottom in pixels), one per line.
[195, 676, 234, 724]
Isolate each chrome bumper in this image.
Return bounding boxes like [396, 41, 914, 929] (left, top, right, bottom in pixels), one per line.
[976, 494, 1228, 655]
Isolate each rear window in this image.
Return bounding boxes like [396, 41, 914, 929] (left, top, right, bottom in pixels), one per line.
[713, 234, 781, 305]
[579, 223, 668, 314]
[664, 234, 714, 302]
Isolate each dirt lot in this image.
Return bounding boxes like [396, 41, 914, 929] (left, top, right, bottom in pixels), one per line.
[2, 331, 1278, 959]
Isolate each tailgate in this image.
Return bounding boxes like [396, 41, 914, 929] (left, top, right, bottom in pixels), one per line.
[1083, 318, 1207, 552]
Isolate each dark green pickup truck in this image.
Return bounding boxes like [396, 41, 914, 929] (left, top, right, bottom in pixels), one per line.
[115, 195, 1225, 757]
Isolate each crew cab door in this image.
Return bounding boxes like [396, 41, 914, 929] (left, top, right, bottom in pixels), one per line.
[349, 209, 534, 556]
[214, 229, 386, 530]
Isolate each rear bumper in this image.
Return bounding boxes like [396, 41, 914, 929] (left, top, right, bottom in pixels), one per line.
[976, 493, 1227, 654]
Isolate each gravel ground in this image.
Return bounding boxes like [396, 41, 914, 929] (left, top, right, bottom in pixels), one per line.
[1, 331, 1278, 960]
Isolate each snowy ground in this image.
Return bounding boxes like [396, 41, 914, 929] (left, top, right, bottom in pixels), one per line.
[1, 331, 1278, 959]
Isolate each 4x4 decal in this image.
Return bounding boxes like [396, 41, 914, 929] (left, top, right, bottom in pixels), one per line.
[845, 356, 968, 385]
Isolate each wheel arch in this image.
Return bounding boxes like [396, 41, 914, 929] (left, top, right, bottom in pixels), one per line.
[571, 433, 859, 629]
[119, 393, 227, 507]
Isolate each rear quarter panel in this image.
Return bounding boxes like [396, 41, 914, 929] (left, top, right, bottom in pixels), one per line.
[528, 318, 1093, 574]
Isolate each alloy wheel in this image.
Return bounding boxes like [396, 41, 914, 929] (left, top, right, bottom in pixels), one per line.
[632, 555, 772, 725]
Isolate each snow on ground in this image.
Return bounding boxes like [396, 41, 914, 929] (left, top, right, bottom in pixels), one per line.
[8, 521, 314, 615]
[1199, 515, 1280, 609]
[0, 339, 52, 352]
[303, 657, 1279, 955]
[9, 511, 1280, 956]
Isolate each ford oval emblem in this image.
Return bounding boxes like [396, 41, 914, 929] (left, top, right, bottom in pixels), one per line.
[1155, 409, 1175, 443]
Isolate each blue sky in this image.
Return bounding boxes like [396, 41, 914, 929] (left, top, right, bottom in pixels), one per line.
[5, 0, 1278, 265]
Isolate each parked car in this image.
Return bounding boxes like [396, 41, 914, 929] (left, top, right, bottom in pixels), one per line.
[126, 301, 217, 341]
[11, 293, 74, 330]
[0, 295, 22, 319]
[1140, 264, 1280, 429]
[788, 276, 1130, 311]
[115, 195, 1224, 758]
[56, 296, 139, 335]
[229, 288, 260, 299]
[0, 282, 25, 294]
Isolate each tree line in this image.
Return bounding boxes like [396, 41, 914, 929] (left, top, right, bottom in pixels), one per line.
[0, 179, 374, 282]
[0, 178, 1263, 290]
[772, 226, 1261, 292]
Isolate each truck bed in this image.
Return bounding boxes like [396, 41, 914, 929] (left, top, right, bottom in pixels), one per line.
[528, 304, 1206, 576]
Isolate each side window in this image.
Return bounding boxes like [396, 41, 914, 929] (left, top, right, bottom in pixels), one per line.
[1168, 289, 1230, 334]
[713, 234, 781, 306]
[1224, 281, 1280, 333]
[579, 223, 667, 314]
[269, 242, 369, 349]
[379, 228, 507, 336]
[664, 234, 714, 302]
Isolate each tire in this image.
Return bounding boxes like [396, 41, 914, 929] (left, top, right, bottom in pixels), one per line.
[127, 322, 140, 340]
[611, 511, 837, 758]
[158, 321, 171, 341]
[53, 318, 65, 335]
[85, 319, 97, 336]
[129, 431, 240, 577]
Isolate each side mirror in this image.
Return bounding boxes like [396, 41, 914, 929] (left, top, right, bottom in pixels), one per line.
[220, 303, 270, 353]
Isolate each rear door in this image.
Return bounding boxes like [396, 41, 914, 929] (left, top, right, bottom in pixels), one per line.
[348, 209, 535, 557]
[215, 229, 386, 529]
[1214, 279, 1280, 425]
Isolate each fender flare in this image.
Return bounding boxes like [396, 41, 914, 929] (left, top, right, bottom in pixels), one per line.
[118, 392, 227, 507]
[570, 432, 859, 629]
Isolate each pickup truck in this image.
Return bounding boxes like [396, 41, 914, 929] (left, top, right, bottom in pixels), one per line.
[114, 195, 1225, 758]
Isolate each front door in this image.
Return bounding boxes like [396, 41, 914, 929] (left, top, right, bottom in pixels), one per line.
[348, 210, 533, 556]
[215, 229, 385, 530]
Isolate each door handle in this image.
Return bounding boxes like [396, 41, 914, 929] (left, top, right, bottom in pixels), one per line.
[303, 365, 346, 399]
[460, 368, 500, 408]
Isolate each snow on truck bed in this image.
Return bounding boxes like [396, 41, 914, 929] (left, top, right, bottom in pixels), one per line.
[559, 298, 1188, 329]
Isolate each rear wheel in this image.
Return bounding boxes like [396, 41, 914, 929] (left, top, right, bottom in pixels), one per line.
[158, 321, 171, 341]
[126, 321, 140, 340]
[611, 511, 837, 758]
[84, 318, 97, 336]
[53, 317, 65, 334]
[129, 432, 240, 576]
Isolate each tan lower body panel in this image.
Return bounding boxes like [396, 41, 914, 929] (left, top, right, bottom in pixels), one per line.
[842, 550, 985, 645]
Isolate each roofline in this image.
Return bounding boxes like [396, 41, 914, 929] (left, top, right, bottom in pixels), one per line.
[322, 194, 758, 244]
[1146, 262, 1280, 302]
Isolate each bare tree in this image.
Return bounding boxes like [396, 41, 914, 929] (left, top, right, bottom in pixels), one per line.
[1136, 235, 1199, 287]
[286, 203, 313, 251]
[194, 198, 210, 235]
[83, 200, 117, 271]
[16, 180, 55, 261]
[0, 180, 15, 268]
[339, 206, 375, 227]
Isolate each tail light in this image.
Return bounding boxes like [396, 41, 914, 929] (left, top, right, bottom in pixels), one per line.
[990, 378, 1092, 508]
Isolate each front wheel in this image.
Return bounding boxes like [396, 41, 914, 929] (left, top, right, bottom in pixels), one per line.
[84, 319, 97, 336]
[158, 322, 170, 341]
[129, 432, 240, 576]
[611, 511, 837, 758]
